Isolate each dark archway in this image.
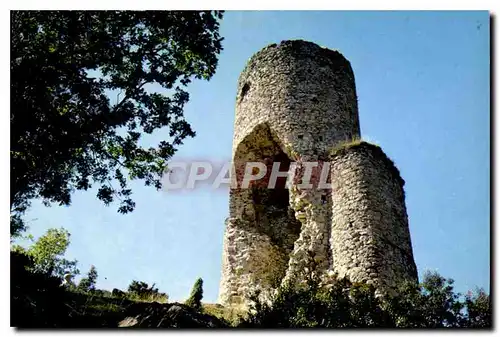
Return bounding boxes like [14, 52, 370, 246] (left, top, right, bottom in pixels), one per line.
[229, 123, 302, 288]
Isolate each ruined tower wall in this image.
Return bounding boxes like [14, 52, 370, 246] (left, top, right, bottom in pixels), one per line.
[231, 40, 360, 159]
[329, 142, 418, 292]
[219, 40, 361, 307]
[219, 40, 418, 308]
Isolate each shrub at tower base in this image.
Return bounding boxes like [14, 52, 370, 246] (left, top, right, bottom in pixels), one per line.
[239, 271, 491, 328]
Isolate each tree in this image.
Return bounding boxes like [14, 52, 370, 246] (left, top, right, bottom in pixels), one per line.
[77, 265, 98, 293]
[127, 280, 168, 302]
[241, 272, 492, 328]
[387, 271, 466, 328]
[185, 277, 203, 310]
[11, 227, 79, 279]
[464, 288, 491, 328]
[10, 11, 224, 236]
[128, 280, 152, 295]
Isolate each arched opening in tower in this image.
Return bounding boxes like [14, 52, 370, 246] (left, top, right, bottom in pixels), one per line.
[249, 149, 298, 248]
[229, 123, 301, 289]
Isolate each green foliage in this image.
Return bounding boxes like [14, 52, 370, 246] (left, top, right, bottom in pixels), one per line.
[241, 278, 385, 328]
[77, 265, 98, 293]
[112, 288, 126, 298]
[128, 280, 151, 294]
[92, 289, 111, 297]
[11, 251, 72, 327]
[328, 136, 363, 157]
[464, 288, 491, 328]
[10, 11, 224, 236]
[202, 304, 245, 327]
[10, 214, 27, 240]
[127, 280, 168, 303]
[388, 271, 464, 327]
[12, 227, 79, 278]
[185, 278, 203, 310]
[241, 271, 491, 328]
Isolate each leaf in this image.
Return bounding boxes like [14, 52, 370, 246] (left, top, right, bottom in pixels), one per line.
[10, 11, 224, 235]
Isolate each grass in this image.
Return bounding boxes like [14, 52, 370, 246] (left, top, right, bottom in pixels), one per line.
[202, 303, 246, 326]
[59, 290, 172, 327]
[126, 292, 169, 304]
[64, 291, 240, 326]
[66, 290, 169, 316]
[60, 291, 135, 327]
[328, 136, 367, 158]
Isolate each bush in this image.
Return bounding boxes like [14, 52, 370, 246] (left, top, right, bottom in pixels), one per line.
[77, 265, 98, 293]
[185, 278, 203, 310]
[112, 288, 126, 298]
[11, 228, 79, 279]
[464, 288, 491, 328]
[240, 271, 491, 328]
[10, 251, 72, 328]
[127, 280, 168, 303]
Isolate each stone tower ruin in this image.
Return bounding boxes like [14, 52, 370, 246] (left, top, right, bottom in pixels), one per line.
[218, 40, 418, 308]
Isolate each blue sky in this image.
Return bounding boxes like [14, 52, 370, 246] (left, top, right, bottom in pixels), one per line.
[20, 11, 490, 303]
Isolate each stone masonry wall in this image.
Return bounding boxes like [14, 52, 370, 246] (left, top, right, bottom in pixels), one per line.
[231, 40, 360, 159]
[329, 142, 418, 293]
[218, 217, 289, 307]
[219, 40, 418, 308]
[219, 40, 362, 308]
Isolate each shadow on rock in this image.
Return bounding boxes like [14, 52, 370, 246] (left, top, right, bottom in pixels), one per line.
[118, 302, 229, 328]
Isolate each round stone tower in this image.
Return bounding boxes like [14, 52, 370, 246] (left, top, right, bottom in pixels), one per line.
[231, 40, 360, 160]
[218, 40, 417, 309]
[219, 40, 360, 307]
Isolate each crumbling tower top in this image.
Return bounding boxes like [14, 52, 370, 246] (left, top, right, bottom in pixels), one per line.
[233, 40, 360, 160]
